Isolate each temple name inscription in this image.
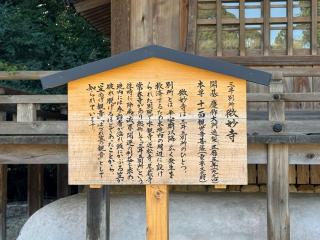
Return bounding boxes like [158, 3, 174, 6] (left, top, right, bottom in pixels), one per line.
[41, 45, 271, 185]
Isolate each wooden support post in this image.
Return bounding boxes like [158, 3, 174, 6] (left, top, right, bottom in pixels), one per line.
[27, 165, 43, 216]
[128, 1, 178, 240]
[146, 185, 169, 240]
[0, 90, 6, 240]
[0, 165, 6, 240]
[57, 164, 70, 198]
[17, 103, 44, 216]
[267, 73, 290, 240]
[86, 186, 110, 240]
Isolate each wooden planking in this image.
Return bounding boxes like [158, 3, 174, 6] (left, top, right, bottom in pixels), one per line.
[257, 165, 267, 184]
[297, 165, 310, 184]
[267, 76, 290, 240]
[74, 0, 110, 13]
[310, 165, 320, 184]
[86, 186, 110, 240]
[217, 56, 320, 66]
[146, 185, 169, 240]
[0, 165, 6, 240]
[111, 0, 130, 55]
[289, 165, 296, 184]
[247, 164, 257, 184]
[186, 0, 197, 53]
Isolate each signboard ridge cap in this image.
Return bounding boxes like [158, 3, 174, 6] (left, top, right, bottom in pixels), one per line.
[41, 44, 271, 89]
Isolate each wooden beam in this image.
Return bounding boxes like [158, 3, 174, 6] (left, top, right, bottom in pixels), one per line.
[267, 74, 290, 240]
[0, 95, 67, 104]
[0, 71, 59, 80]
[74, 0, 110, 13]
[0, 121, 67, 135]
[2, 119, 320, 136]
[146, 185, 169, 240]
[86, 186, 110, 240]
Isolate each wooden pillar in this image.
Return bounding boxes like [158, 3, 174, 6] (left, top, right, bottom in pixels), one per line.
[0, 89, 6, 240]
[57, 164, 70, 198]
[17, 103, 44, 216]
[85, 1, 132, 238]
[267, 73, 290, 240]
[86, 186, 110, 240]
[112, 1, 182, 239]
[0, 165, 6, 240]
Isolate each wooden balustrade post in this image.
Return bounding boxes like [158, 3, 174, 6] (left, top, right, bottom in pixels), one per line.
[17, 103, 44, 216]
[267, 73, 290, 240]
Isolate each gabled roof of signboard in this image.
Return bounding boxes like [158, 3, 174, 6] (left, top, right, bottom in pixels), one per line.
[41, 45, 271, 89]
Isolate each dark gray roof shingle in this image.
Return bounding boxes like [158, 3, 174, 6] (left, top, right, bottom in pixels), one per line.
[41, 45, 271, 89]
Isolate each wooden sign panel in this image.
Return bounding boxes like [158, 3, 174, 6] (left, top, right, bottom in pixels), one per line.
[68, 58, 247, 185]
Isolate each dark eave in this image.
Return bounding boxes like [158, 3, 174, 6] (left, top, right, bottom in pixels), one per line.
[41, 45, 271, 89]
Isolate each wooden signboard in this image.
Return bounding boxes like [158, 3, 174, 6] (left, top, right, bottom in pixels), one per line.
[41, 45, 271, 186]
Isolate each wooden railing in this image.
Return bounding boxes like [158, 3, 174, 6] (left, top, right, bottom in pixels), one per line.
[0, 69, 319, 239]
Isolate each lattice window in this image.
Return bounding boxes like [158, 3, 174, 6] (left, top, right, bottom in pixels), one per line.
[193, 0, 318, 56]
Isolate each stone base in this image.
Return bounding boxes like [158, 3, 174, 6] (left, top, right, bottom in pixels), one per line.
[18, 193, 320, 240]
